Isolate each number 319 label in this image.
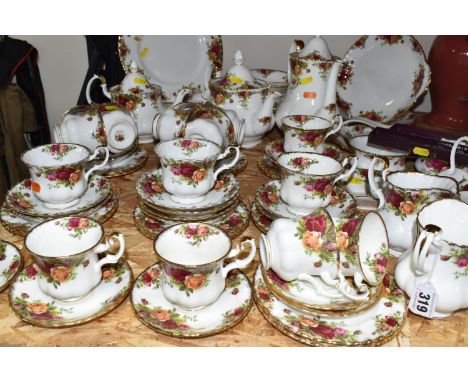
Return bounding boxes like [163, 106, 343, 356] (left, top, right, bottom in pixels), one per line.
[409, 283, 437, 318]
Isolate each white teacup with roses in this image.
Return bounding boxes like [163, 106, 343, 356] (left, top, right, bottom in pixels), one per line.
[21, 143, 109, 209]
[154, 138, 240, 204]
[277, 152, 357, 216]
[25, 216, 125, 301]
[155, 223, 256, 310]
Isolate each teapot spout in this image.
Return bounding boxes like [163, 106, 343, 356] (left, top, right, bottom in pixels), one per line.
[315, 60, 343, 121]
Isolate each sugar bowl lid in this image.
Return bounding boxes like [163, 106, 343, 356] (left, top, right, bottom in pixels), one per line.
[121, 61, 157, 92]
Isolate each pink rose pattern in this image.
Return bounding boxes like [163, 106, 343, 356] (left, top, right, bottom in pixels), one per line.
[174, 223, 220, 246]
[55, 217, 98, 239]
[364, 244, 390, 283]
[440, 248, 468, 279]
[162, 159, 211, 187]
[41, 144, 73, 160]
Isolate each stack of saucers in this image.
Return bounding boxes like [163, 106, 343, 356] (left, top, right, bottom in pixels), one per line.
[252, 209, 408, 346]
[0, 143, 118, 237]
[134, 138, 250, 240]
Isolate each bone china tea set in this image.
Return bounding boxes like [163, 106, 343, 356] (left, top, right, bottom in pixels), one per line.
[1, 35, 467, 347]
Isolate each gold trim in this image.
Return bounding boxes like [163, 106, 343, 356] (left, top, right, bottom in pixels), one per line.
[386, 170, 459, 194]
[0, 241, 24, 294]
[277, 151, 348, 177]
[281, 115, 334, 132]
[228, 153, 248, 175]
[261, 266, 383, 317]
[20, 143, 93, 170]
[250, 202, 270, 235]
[8, 261, 134, 329]
[130, 264, 252, 339]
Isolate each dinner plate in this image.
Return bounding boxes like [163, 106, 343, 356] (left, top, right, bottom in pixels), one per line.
[119, 36, 222, 101]
[337, 35, 430, 123]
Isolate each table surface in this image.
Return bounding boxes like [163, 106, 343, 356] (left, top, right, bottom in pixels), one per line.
[1, 128, 467, 347]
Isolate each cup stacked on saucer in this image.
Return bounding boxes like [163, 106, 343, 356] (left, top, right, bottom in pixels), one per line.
[1, 143, 118, 236]
[54, 103, 148, 178]
[134, 138, 250, 240]
[252, 207, 408, 346]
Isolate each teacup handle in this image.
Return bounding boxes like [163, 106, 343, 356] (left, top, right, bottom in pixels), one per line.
[333, 156, 358, 185]
[221, 238, 256, 279]
[85, 74, 112, 104]
[412, 225, 442, 276]
[84, 146, 110, 182]
[445, 136, 468, 176]
[341, 118, 392, 129]
[213, 146, 240, 179]
[94, 232, 126, 272]
[368, 157, 390, 210]
[324, 115, 343, 141]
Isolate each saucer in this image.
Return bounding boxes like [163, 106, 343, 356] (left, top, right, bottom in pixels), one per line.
[256, 180, 357, 220]
[253, 266, 406, 346]
[1, 193, 119, 237]
[261, 267, 383, 316]
[95, 146, 148, 177]
[134, 200, 250, 240]
[131, 263, 252, 338]
[265, 139, 349, 163]
[136, 169, 240, 213]
[6, 175, 112, 219]
[250, 202, 273, 234]
[0, 240, 23, 293]
[257, 154, 281, 180]
[9, 260, 132, 328]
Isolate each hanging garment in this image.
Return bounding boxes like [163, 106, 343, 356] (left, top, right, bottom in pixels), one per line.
[0, 36, 50, 146]
[0, 85, 40, 203]
[77, 35, 126, 105]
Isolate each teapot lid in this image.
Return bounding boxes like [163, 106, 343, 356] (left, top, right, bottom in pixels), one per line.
[218, 50, 257, 88]
[121, 61, 156, 92]
[299, 35, 332, 60]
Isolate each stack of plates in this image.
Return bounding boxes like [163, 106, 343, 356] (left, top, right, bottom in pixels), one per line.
[134, 168, 249, 240]
[91, 145, 148, 178]
[1, 175, 118, 237]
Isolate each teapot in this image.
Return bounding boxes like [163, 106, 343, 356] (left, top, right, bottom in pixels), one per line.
[86, 61, 165, 143]
[208, 50, 279, 149]
[276, 36, 343, 128]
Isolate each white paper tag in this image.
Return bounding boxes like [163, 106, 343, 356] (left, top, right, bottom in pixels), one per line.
[409, 282, 437, 318]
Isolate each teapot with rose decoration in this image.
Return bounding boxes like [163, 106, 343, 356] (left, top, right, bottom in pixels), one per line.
[86, 61, 166, 143]
[208, 50, 279, 149]
[276, 36, 343, 128]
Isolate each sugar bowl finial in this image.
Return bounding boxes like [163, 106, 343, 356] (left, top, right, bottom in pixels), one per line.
[129, 60, 138, 73]
[234, 50, 245, 65]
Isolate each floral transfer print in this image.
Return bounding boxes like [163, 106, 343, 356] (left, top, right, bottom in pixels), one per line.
[174, 223, 220, 246]
[423, 158, 448, 174]
[162, 159, 211, 186]
[295, 212, 337, 265]
[286, 156, 319, 172]
[257, 182, 280, 208]
[351, 36, 368, 50]
[163, 264, 210, 296]
[266, 269, 303, 293]
[218, 209, 249, 232]
[55, 217, 98, 239]
[91, 121, 107, 145]
[134, 301, 197, 334]
[35, 166, 82, 189]
[221, 299, 250, 325]
[372, 312, 402, 335]
[11, 296, 73, 322]
[114, 87, 161, 111]
[35, 254, 88, 288]
[41, 144, 74, 160]
[364, 244, 390, 282]
[335, 218, 361, 269]
[337, 97, 352, 115]
[376, 35, 404, 45]
[411, 64, 425, 98]
[289, 130, 324, 149]
[140, 172, 164, 198]
[411, 37, 425, 54]
[359, 110, 384, 122]
[135, 266, 160, 289]
[207, 35, 223, 66]
[294, 176, 334, 201]
[173, 139, 207, 155]
[384, 188, 430, 220]
[0, 245, 21, 280]
[440, 248, 468, 279]
[338, 62, 353, 89]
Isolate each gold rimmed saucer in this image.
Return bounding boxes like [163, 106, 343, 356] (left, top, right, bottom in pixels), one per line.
[0, 240, 23, 293]
[96, 146, 148, 178]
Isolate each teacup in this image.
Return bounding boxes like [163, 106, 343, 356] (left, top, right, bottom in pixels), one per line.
[282, 115, 343, 154]
[277, 152, 357, 215]
[154, 223, 256, 310]
[333, 212, 390, 286]
[369, 157, 459, 254]
[21, 143, 109, 209]
[259, 209, 369, 301]
[54, 104, 138, 155]
[345, 135, 407, 198]
[25, 216, 125, 301]
[395, 199, 468, 317]
[154, 138, 240, 204]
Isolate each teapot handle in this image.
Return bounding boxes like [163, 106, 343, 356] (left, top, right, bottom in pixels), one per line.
[86, 74, 111, 104]
[445, 136, 468, 176]
[368, 157, 390, 210]
[333, 156, 358, 185]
